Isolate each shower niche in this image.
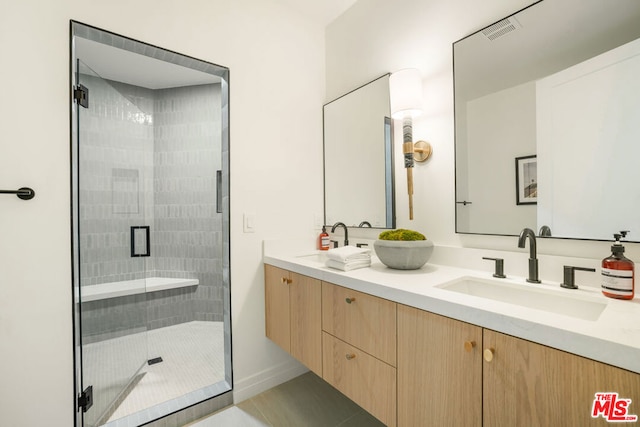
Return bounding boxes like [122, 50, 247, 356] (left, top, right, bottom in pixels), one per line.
[71, 22, 231, 427]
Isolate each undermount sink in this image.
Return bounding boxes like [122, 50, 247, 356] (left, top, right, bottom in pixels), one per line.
[437, 277, 607, 321]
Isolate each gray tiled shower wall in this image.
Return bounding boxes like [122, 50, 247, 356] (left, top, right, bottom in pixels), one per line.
[79, 73, 223, 343]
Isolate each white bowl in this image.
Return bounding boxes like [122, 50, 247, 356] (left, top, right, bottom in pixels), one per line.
[373, 239, 434, 270]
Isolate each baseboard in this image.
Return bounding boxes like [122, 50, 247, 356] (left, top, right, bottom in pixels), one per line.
[232, 359, 309, 403]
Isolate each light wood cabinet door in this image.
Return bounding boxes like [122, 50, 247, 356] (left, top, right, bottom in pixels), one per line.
[397, 305, 482, 427]
[483, 329, 640, 426]
[290, 272, 322, 376]
[323, 332, 397, 427]
[322, 282, 397, 366]
[264, 264, 290, 353]
[265, 265, 322, 376]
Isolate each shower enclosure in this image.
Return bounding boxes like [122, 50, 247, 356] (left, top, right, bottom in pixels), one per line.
[71, 22, 231, 427]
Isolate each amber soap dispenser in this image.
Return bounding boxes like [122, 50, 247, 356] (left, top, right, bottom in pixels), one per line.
[318, 226, 330, 251]
[601, 231, 635, 300]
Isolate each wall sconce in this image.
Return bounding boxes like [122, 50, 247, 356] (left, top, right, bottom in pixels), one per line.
[390, 68, 431, 220]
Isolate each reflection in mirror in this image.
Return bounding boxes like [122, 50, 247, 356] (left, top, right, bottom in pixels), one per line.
[71, 22, 231, 426]
[324, 75, 395, 228]
[454, 0, 640, 241]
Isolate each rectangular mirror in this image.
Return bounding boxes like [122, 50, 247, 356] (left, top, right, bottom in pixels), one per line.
[323, 74, 395, 228]
[454, 0, 640, 241]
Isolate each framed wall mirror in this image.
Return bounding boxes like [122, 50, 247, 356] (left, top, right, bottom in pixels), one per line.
[323, 74, 395, 229]
[71, 21, 231, 427]
[454, 0, 640, 241]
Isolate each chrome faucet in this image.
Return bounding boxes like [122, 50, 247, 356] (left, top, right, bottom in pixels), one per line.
[518, 227, 541, 283]
[539, 225, 552, 237]
[331, 222, 349, 247]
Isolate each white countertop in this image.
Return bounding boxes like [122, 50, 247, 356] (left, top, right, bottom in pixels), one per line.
[264, 244, 640, 375]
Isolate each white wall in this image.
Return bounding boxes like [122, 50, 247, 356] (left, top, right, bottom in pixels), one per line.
[0, 1, 324, 426]
[326, 0, 640, 264]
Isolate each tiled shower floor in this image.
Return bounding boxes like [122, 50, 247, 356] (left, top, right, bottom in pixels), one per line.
[83, 321, 225, 425]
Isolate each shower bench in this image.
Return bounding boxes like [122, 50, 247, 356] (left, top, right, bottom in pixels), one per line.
[82, 277, 199, 301]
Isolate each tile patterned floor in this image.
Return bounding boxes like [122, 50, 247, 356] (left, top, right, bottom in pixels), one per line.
[83, 321, 225, 426]
[107, 321, 225, 422]
[188, 372, 386, 427]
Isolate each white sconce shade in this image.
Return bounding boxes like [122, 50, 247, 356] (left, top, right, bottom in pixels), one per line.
[389, 68, 423, 119]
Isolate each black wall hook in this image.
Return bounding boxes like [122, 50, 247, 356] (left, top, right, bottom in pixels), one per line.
[0, 187, 35, 200]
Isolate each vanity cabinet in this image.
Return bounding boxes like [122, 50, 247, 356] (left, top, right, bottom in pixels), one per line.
[321, 282, 397, 426]
[265, 265, 640, 426]
[483, 329, 640, 426]
[321, 282, 397, 366]
[397, 305, 482, 426]
[322, 332, 397, 427]
[264, 265, 322, 376]
[398, 304, 640, 426]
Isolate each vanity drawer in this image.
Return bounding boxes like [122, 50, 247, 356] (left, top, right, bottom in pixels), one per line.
[322, 282, 397, 366]
[322, 332, 396, 427]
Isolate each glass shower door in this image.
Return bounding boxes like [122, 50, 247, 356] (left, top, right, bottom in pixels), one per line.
[76, 60, 150, 427]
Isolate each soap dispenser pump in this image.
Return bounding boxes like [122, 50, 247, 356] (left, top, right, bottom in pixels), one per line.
[318, 226, 330, 251]
[601, 231, 635, 300]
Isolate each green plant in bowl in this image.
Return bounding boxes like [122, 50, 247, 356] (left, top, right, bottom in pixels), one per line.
[378, 229, 426, 241]
[374, 229, 433, 270]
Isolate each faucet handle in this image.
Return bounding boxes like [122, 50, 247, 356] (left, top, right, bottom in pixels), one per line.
[330, 240, 338, 249]
[561, 266, 596, 289]
[482, 257, 506, 278]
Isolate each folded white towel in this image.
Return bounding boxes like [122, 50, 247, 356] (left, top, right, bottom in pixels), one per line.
[325, 258, 371, 272]
[326, 245, 371, 263]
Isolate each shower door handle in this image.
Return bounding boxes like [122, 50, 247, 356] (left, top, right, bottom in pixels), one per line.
[130, 226, 150, 257]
